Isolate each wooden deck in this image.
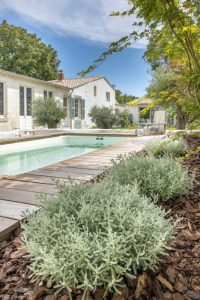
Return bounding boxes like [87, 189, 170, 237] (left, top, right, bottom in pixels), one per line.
[0, 136, 155, 240]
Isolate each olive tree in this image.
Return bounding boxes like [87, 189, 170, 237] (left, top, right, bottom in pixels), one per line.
[32, 97, 65, 128]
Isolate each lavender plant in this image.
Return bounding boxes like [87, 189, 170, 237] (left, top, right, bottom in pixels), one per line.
[144, 137, 188, 157]
[108, 154, 191, 201]
[22, 181, 174, 295]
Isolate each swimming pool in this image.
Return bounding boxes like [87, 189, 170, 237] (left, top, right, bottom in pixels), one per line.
[0, 136, 128, 175]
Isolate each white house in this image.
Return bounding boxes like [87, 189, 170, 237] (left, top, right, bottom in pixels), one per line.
[116, 98, 166, 124]
[0, 69, 116, 131]
[50, 72, 116, 129]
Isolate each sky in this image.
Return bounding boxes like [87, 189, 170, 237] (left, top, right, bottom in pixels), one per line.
[0, 0, 151, 97]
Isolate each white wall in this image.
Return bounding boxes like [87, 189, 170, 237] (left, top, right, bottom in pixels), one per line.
[115, 104, 139, 122]
[0, 72, 69, 131]
[0, 73, 115, 131]
[71, 78, 116, 128]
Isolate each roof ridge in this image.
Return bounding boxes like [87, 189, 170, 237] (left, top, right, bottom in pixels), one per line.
[50, 76, 102, 81]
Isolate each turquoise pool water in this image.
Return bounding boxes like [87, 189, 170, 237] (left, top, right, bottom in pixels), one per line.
[0, 136, 127, 175]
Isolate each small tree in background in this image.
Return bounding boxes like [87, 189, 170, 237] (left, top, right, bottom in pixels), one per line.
[115, 109, 132, 128]
[32, 97, 65, 129]
[89, 106, 116, 129]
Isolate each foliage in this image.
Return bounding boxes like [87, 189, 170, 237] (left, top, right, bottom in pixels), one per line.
[115, 109, 132, 128]
[89, 106, 116, 129]
[186, 119, 200, 130]
[144, 138, 188, 157]
[144, 65, 200, 129]
[107, 154, 191, 201]
[0, 20, 59, 80]
[23, 180, 174, 295]
[79, 0, 200, 107]
[32, 97, 65, 128]
[116, 90, 138, 104]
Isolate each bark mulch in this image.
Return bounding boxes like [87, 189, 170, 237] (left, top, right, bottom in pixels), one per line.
[0, 135, 200, 300]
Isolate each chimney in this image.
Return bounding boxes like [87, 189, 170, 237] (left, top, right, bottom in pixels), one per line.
[57, 70, 64, 81]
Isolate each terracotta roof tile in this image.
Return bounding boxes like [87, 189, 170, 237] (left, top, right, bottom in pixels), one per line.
[49, 76, 103, 89]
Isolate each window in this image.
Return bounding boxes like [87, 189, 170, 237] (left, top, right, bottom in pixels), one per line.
[0, 82, 4, 116]
[44, 90, 48, 99]
[20, 86, 32, 116]
[20, 86, 25, 116]
[94, 86, 97, 97]
[71, 98, 75, 118]
[44, 90, 53, 98]
[81, 99, 85, 120]
[63, 98, 68, 117]
[26, 88, 32, 116]
[106, 92, 110, 102]
[75, 99, 79, 117]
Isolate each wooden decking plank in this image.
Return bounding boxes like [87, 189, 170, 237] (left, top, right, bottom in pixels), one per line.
[5, 175, 85, 185]
[28, 169, 94, 181]
[0, 188, 39, 205]
[45, 166, 103, 175]
[48, 162, 106, 170]
[0, 199, 38, 220]
[0, 217, 19, 242]
[0, 179, 56, 194]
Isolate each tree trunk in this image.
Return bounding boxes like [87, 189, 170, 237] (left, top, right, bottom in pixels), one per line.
[176, 111, 188, 129]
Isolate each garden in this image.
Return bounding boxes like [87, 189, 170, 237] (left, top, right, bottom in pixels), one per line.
[0, 134, 200, 300]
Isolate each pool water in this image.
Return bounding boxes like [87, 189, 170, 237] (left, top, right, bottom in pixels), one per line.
[0, 136, 127, 175]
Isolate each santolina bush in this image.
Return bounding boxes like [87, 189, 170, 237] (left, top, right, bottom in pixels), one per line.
[107, 154, 191, 201]
[144, 137, 188, 157]
[23, 181, 174, 295]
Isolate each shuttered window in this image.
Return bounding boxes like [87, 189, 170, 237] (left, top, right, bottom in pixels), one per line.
[0, 83, 4, 116]
[81, 99, 85, 120]
[26, 88, 32, 116]
[70, 98, 75, 119]
[44, 90, 53, 98]
[49, 91, 53, 98]
[20, 86, 25, 116]
[63, 98, 68, 117]
[44, 90, 48, 99]
[106, 92, 110, 101]
[75, 99, 79, 117]
[94, 86, 97, 96]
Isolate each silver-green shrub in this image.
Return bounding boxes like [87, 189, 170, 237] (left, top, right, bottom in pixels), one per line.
[22, 181, 174, 295]
[107, 154, 191, 201]
[144, 137, 188, 157]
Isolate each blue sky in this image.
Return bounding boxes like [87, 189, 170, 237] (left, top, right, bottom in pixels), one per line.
[0, 0, 151, 97]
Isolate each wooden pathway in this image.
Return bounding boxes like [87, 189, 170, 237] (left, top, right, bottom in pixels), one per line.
[0, 136, 156, 241]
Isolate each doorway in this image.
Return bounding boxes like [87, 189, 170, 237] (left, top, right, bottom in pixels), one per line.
[19, 86, 33, 130]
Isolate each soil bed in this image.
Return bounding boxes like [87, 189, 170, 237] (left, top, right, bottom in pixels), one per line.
[0, 135, 200, 300]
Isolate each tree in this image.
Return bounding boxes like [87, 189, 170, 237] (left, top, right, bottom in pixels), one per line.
[115, 109, 132, 128]
[32, 97, 65, 128]
[89, 106, 116, 129]
[116, 90, 138, 104]
[0, 20, 60, 80]
[137, 65, 199, 129]
[79, 1, 200, 107]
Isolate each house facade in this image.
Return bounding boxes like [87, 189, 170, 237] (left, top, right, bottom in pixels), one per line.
[116, 98, 166, 124]
[50, 73, 115, 129]
[0, 69, 116, 131]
